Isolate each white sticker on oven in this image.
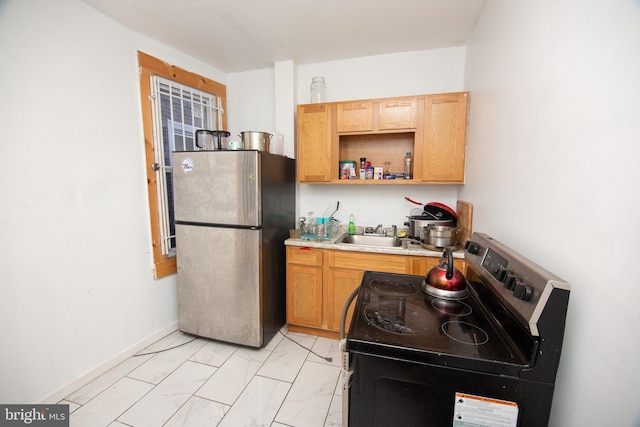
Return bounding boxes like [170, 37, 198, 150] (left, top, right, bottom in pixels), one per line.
[181, 158, 194, 173]
[453, 392, 518, 427]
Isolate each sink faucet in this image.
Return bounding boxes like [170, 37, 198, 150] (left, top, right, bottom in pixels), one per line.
[375, 224, 385, 235]
[391, 224, 397, 237]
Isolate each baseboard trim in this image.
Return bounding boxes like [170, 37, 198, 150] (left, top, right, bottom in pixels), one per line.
[38, 321, 179, 404]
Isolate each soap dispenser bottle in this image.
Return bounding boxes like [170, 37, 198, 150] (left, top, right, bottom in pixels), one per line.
[348, 214, 356, 234]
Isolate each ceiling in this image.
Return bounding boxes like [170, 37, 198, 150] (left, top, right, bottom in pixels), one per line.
[80, 0, 486, 73]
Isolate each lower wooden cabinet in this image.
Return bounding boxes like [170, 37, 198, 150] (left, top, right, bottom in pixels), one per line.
[286, 247, 323, 328]
[325, 267, 362, 332]
[286, 246, 458, 339]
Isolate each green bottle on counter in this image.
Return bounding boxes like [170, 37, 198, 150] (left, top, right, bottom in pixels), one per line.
[348, 214, 356, 234]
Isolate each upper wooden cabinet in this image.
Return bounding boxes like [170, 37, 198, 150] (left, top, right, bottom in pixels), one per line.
[336, 97, 418, 132]
[296, 92, 469, 184]
[415, 93, 469, 182]
[296, 103, 334, 182]
[337, 101, 373, 132]
[378, 97, 418, 130]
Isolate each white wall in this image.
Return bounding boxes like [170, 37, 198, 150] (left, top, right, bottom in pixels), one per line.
[463, 1, 640, 425]
[0, 0, 227, 403]
[226, 62, 297, 159]
[295, 48, 467, 227]
[226, 68, 275, 144]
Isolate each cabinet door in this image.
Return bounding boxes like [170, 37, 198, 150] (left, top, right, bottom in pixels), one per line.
[286, 247, 323, 328]
[417, 92, 469, 183]
[337, 101, 373, 132]
[378, 97, 418, 130]
[326, 268, 363, 332]
[286, 263, 323, 328]
[297, 104, 333, 182]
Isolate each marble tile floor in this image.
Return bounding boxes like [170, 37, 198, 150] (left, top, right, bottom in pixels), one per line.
[60, 327, 344, 426]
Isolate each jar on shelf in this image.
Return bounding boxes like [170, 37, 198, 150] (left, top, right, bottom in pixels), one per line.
[310, 76, 326, 103]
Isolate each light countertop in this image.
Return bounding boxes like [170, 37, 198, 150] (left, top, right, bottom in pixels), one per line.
[285, 231, 465, 259]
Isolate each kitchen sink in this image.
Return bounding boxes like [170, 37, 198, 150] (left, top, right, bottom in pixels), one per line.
[336, 233, 403, 248]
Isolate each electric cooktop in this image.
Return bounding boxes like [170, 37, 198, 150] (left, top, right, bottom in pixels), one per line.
[346, 271, 532, 376]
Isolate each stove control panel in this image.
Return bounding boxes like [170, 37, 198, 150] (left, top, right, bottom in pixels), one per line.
[479, 248, 530, 299]
[492, 265, 532, 300]
[464, 232, 570, 336]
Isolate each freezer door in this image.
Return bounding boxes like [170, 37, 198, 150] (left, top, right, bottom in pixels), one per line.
[176, 223, 262, 347]
[172, 151, 260, 226]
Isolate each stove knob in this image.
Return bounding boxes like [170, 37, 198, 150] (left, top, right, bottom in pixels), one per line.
[514, 283, 533, 301]
[497, 267, 509, 282]
[464, 241, 479, 254]
[505, 272, 518, 290]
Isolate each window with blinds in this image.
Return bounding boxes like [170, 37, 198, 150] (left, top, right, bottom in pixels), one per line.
[150, 76, 224, 257]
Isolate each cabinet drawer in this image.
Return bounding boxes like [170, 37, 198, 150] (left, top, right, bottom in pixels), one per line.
[331, 251, 409, 273]
[287, 246, 323, 266]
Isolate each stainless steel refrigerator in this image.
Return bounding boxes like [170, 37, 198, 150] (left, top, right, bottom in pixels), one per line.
[172, 150, 295, 347]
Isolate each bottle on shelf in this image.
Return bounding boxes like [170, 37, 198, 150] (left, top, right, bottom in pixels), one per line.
[403, 151, 413, 179]
[359, 157, 366, 179]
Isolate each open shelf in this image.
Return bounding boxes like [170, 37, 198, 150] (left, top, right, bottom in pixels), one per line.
[338, 132, 415, 179]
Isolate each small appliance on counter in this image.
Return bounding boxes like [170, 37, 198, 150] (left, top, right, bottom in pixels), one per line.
[195, 129, 230, 150]
[341, 232, 571, 427]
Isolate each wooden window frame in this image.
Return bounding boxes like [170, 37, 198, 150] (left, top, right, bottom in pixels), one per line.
[137, 51, 227, 278]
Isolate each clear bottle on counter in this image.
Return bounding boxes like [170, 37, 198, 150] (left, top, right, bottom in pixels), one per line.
[316, 217, 326, 241]
[403, 151, 413, 179]
[310, 76, 326, 103]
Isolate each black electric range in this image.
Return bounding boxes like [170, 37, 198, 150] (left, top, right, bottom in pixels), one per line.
[343, 232, 571, 427]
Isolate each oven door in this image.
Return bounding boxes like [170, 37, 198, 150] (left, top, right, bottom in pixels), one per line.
[346, 351, 554, 427]
[340, 339, 351, 427]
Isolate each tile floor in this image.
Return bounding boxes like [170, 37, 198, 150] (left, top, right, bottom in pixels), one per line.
[60, 327, 344, 426]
